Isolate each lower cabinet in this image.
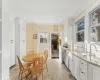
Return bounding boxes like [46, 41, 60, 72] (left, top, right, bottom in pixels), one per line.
[79, 66, 87, 80]
[63, 52, 100, 80]
[73, 55, 80, 80]
[62, 50, 69, 68]
[62, 49, 66, 63]
[88, 64, 100, 80]
[65, 54, 69, 67]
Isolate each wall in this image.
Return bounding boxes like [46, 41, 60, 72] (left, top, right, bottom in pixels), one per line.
[26, 24, 38, 53]
[26, 24, 64, 57]
[2, 0, 11, 79]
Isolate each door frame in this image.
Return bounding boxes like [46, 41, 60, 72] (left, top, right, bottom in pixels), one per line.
[50, 32, 62, 62]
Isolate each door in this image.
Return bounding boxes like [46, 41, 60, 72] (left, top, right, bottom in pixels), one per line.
[10, 19, 15, 67]
[20, 27, 25, 61]
[20, 20, 26, 62]
[92, 65, 100, 80]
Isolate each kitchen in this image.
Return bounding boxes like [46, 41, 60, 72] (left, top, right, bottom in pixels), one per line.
[1, 0, 100, 80]
[62, 1, 100, 80]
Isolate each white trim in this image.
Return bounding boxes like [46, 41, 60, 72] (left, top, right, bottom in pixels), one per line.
[50, 32, 62, 63]
[37, 30, 50, 54]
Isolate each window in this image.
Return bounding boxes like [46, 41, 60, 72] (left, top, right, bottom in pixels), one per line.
[39, 32, 49, 44]
[75, 17, 85, 42]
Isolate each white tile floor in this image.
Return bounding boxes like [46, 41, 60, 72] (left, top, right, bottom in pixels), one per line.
[10, 59, 73, 80]
[47, 59, 73, 80]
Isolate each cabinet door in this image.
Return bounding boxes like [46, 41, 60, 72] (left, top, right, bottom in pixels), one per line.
[73, 55, 79, 80]
[65, 53, 68, 67]
[88, 64, 100, 80]
[62, 49, 66, 62]
[69, 56, 74, 75]
[92, 65, 100, 80]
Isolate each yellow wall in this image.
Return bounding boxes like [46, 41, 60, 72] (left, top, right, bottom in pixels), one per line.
[26, 24, 38, 53]
[26, 24, 64, 55]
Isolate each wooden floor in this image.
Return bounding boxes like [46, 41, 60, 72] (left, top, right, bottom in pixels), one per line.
[10, 59, 73, 80]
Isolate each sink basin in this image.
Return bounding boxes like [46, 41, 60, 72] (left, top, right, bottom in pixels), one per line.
[86, 56, 100, 64]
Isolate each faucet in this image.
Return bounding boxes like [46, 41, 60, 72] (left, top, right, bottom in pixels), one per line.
[90, 44, 97, 61]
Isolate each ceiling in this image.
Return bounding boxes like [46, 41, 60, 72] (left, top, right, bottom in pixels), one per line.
[9, 0, 97, 24]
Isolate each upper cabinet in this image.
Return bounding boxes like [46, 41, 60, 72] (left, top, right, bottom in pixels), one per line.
[89, 6, 100, 42]
[75, 17, 85, 42]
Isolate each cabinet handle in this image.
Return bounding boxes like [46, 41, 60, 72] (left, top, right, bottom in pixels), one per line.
[81, 72, 83, 73]
[81, 63, 83, 64]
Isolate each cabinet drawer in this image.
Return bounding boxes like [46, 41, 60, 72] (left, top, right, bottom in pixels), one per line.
[80, 59, 87, 69]
[79, 66, 87, 80]
[80, 78, 84, 80]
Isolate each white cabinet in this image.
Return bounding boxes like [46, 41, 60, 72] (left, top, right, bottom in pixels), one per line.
[68, 53, 74, 75]
[88, 63, 100, 80]
[79, 65, 87, 80]
[79, 59, 87, 80]
[65, 52, 69, 67]
[72, 55, 80, 80]
[62, 49, 66, 63]
[92, 66, 100, 80]
[64, 52, 100, 80]
[62, 49, 69, 68]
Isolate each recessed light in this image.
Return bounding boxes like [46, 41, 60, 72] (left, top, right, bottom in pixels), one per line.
[24, 17, 27, 19]
[60, 18, 62, 21]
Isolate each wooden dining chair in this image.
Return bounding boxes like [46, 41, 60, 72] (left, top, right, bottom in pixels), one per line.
[43, 50, 48, 72]
[30, 57, 43, 80]
[17, 55, 32, 80]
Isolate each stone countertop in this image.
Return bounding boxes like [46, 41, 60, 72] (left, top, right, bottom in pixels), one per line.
[63, 47, 100, 68]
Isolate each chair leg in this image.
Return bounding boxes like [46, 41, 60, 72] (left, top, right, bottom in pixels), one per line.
[28, 72, 32, 80]
[46, 63, 48, 72]
[42, 71, 43, 80]
[18, 73, 21, 80]
[21, 71, 23, 80]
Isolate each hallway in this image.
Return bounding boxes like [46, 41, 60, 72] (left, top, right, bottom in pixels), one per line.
[10, 59, 73, 80]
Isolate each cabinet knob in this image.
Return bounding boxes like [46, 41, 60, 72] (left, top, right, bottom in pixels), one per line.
[23, 40, 25, 42]
[81, 63, 83, 64]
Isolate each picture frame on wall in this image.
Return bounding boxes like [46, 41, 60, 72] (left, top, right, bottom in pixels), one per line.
[33, 34, 37, 39]
[39, 32, 49, 43]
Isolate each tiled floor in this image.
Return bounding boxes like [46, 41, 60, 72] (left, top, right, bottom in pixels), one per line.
[10, 59, 73, 80]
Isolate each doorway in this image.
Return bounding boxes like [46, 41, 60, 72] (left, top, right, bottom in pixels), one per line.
[51, 33, 61, 59]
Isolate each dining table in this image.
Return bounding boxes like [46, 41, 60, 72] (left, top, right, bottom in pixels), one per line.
[22, 53, 44, 62]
